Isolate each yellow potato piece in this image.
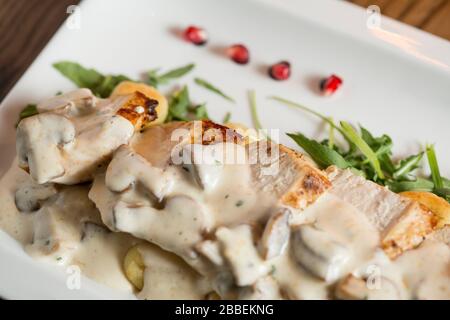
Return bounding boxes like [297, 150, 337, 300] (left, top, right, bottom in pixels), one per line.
[225, 122, 260, 144]
[111, 81, 168, 126]
[123, 245, 145, 290]
[205, 291, 221, 300]
[400, 191, 450, 228]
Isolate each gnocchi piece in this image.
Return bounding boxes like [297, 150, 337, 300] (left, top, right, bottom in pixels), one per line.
[123, 245, 145, 290]
[111, 81, 168, 126]
[400, 191, 450, 228]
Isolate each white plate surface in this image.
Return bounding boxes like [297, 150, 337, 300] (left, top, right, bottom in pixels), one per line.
[0, 0, 449, 299]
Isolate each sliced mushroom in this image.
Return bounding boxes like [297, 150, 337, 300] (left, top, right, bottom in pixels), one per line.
[195, 240, 224, 266]
[37, 88, 96, 114]
[180, 143, 245, 191]
[238, 276, 282, 300]
[334, 275, 369, 300]
[259, 208, 291, 260]
[26, 185, 101, 258]
[216, 224, 269, 286]
[17, 114, 76, 184]
[14, 181, 57, 212]
[80, 221, 110, 241]
[111, 195, 210, 266]
[105, 145, 175, 199]
[291, 224, 350, 282]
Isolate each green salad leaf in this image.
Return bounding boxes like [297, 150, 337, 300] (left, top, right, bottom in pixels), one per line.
[271, 95, 449, 202]
[53, 61, 130, 98]
[287, 133, 350, 169]
[147, 64, 195, 88]
[222, 112, 231, 124]
[166, 86, 210, 122]
[426, 144, 443, 189]
[194, 78, 235, 103]
[340, 121, 384, 179]
[18, 104, 38, 121]
[248, 90, 262, 130]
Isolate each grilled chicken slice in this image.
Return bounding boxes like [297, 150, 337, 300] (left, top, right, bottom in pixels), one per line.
[16, 89, 158, 184]
[428, 226, 450, 245]
[326, 166, 436, 258]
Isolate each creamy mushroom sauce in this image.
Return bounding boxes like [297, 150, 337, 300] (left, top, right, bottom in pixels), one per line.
[0, 159, 210, 297]
[87, 132, 450, 299]
[2, 94, 450, 299]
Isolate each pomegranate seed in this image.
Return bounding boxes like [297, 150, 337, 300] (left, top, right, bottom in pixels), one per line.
[184, 26, 208, 45]
[227, 44, 250, 64]
[320, 74, 343, 96]
[268, 61, 291, 81]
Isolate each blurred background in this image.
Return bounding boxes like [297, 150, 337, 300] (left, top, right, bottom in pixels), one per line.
[0, 0, 449, 101]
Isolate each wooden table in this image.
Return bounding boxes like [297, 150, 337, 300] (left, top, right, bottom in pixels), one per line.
[0, 0, 449, 101]
[349, 0, 450, 40]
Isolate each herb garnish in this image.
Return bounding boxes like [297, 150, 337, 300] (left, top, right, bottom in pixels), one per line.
[166, 86, 210, 122]
[248, 90, 262, 130]
[53, 61, 131, 98]
[222, 112, 231, 124]
[194, 78, 235, 103]
[147, 64, 195, 88]
[271, 96, 450, 202]
[18, 104, 38, 121]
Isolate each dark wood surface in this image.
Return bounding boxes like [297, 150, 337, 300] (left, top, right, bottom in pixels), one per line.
[349, 0, 450, 40]
[0, 0, 79, 100]
[0, 0, 449, 101]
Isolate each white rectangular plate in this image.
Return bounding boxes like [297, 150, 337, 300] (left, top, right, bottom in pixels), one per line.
[0, 0, 449, 299]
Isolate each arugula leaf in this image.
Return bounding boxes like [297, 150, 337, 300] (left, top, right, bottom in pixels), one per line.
[359, 125, 376, 146]
[443, 177, 450, 188]
[340, 121, 384, 180]
[191, 103, 209, 120]
[270, 96, 344, 136]
[95, 74, 130, 98]
[166, 86, 191, 122]
[53, 61, 130, 98]
[328, 117, 335, 149]
[392, 152, 423, 179]
[222, 112, 231, 124]
[147, 64, 195, 88]
[272, 95, 450, 202]
[53, 61, 104, 89]
[166, 86, 210, 122]
[386, 178, 434, 193]
[18, 104, 38, 121]
[426, 144, 443, 189]
[434, 188, 450, 202]
[248, 90, 262, 130]
[194, 78, 235, 103]
[287, 133, 350, 169]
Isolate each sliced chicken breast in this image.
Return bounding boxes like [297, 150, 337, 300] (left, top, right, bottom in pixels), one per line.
[326, 166, 436, 258]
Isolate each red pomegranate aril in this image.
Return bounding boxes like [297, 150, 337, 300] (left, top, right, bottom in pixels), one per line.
[268, 61, 291, 81]
[184, 26, 208, 45]
[227, 44, 250, 64]
[320, 74, 343, 96]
